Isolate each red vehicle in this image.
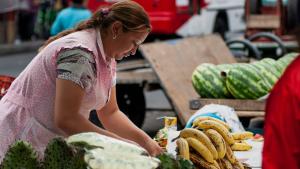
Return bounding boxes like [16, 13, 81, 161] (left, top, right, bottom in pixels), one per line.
[88, 0, 202, 36]
[87, 0, 246, 39]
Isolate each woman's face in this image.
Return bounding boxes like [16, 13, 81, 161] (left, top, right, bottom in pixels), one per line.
[110, 22, 149, 60]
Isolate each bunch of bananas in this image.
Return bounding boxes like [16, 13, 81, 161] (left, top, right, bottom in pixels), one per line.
[176, 117, 254, 169]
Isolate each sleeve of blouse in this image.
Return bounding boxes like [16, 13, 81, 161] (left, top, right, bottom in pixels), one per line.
[56, 48, 96, 91]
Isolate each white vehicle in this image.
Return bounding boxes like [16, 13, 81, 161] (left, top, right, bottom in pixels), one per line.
[177, 0, 246, 38]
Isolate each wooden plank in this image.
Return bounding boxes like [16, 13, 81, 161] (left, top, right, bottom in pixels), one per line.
[247, 15, 280, 29]
[140, 35, 236, 125]
[236, 111, 265, 117]
[117, 59, 150, 71]
[117, 68, 158, 84]
[189, 98, 266, 111]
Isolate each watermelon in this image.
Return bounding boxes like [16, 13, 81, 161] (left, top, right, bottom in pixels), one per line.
[277, 53, 299, 73]
[225, 64, 271, 99]
[217, 64, 234, 74]
[252, 61, 279, 87]
[191, 63, 231, 98]
[259, 58, 281, 78]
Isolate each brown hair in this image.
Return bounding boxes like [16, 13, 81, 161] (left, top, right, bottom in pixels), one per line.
[39, 0, 151, 51]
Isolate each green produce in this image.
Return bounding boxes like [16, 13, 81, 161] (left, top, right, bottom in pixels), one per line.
[277, 53, 299, 73]
[225, 64, 270, 99]
[42, 137, 86, 169]
[258, 58, 281, 78]
[252, 61, 278, 87]
[1, 140, 40, 169]
[192, 63, 231, 98]
[157, 153, 194, 169]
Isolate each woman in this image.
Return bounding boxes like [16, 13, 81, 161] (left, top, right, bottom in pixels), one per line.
[262, 27, 300, 168]
[0, 0, 163, 160]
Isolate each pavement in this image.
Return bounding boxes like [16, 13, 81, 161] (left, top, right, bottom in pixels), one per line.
[0, 40, 44, 56]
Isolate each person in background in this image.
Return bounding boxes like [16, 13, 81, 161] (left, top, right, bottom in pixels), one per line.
[0, 0, 24, 44]
[0, 0, 163, 161]
[263, 27, 300, 169]
[50, 0, 91, 35]
[18, 0, 39, 41]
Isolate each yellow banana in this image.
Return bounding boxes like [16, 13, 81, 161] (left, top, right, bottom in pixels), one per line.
[218, 159, 225, 169]
[232, 131, 253, 140]
[221, 158, 233, 169]
[225, 142, 236, 164]
[196, 120, 235, 145]
[192, 116, 231, 130]
[213, 160, 221, 169]
[231, 142, 252, 151]
[186, 137, 214, 163]
[180, 128, 218, 159]
[190, 153, 218, 169]
[233, 160, 245, 169]
[176, 138, 190, 160]
[205, 129, 226, 159]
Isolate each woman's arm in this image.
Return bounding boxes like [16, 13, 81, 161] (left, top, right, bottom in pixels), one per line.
[54, 78, 123, 140]
[97, 86, 163, 156]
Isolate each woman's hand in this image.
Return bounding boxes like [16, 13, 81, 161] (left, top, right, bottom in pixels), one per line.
[141, 138, 164, 157]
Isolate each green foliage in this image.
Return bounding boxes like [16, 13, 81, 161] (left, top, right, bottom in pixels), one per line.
[157, 153, 195, 169]
[1, 140, 40, 169]
[177, 158, 194, 169]
[42, 137, 87, 169]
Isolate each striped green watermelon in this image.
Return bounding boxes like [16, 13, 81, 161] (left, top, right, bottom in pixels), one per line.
[191, 63, 231, 98]
[217, 64, 234, 74]
[225, 64, 271, 99]
[252, 61, 279, 87]
[259, 58, 281, 78]
[277, 53, 299, 73]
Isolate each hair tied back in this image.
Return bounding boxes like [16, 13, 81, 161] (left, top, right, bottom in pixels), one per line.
[100, 8, 110, 17]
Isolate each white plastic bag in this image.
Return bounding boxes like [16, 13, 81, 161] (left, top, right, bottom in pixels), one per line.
[186, 104, 245, 132]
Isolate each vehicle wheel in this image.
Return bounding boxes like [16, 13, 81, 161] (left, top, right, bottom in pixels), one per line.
[226, 39, 261, 60]
[287, 0, 300, 31]
[213, 15, 228, 39]
[247, 32, 287, 58]
[116, 84, 146, 128]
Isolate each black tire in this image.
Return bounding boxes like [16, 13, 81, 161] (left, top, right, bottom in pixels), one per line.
[116, 84, 146, 128]
[213, 14, 228, 39]
[226, 39, 262, 59]
[247, 32, 287, 58]
[287, 0, 300, 31]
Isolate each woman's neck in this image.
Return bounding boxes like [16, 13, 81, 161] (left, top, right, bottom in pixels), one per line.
[99, 29, 113, 60]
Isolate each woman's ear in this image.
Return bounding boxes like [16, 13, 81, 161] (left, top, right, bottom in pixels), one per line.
[112, 21, 123, 37]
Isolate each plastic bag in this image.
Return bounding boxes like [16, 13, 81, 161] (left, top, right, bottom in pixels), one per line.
[185, 104, 245, 132]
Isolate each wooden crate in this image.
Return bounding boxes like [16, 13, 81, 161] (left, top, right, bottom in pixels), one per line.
[189, 98, 266, 111]
[189, 98, 266, 117]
